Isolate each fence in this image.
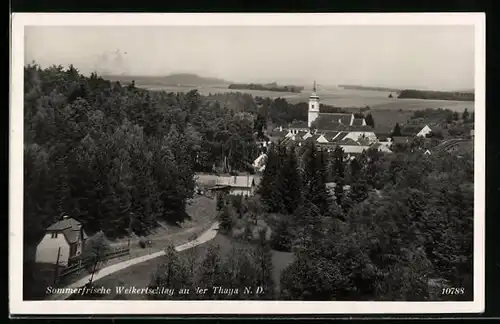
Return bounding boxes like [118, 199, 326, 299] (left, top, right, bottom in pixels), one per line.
[57, 246, 130, 282]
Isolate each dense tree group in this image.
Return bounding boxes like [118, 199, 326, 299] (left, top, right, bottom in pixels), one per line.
[24, 64, 260, 244]
[257, 137, 473, 301]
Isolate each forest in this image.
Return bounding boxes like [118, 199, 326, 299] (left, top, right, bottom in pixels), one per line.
[228, 82, 304, 93]
[24, 64, 264, 244]
[150, 137, 474, 301]
[398, 89, 474, 101]
[23, 64, 333, 245]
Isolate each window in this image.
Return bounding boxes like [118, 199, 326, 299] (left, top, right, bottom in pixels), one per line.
[51, 232, 58, 239]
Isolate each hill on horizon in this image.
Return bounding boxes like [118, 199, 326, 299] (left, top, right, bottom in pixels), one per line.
[102, 73, 232, 86]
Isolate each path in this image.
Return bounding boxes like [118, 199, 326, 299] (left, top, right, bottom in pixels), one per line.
[47, 222, 219, 300]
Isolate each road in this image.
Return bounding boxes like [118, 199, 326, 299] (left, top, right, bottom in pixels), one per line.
[47, 221, 219, 300]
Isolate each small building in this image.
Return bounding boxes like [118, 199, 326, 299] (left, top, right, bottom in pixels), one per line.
[212, 175, 259, 197]
[342, 131, 378, 144]
[370, 142, 393, 153]
[35, 216, 88, 266]
[417, 125, 433, 137]
[287, 121, 309, 134]
[252, 153, 267, 172]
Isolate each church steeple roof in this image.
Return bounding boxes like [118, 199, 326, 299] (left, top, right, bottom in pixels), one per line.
[310, 80, 319, 100]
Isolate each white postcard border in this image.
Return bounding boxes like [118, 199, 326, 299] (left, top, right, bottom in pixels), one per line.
[10, 12, 486, 315]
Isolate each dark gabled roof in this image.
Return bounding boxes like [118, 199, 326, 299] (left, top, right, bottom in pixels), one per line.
[392, 136, 410, 144]
[289, 121, 309, 129]
[339, 138, 359, 146]
[401, 124, 424, 135]
[47, 218, 81, 231]
[295, 131, 308, 139]
[46, 217, 87, 244]
[352, 118, 365, 126]
[316, 120, 351, 132]
[322, 131, 340, 141]
[318, 113, 352, 126]
[310, 134, 322, 142]
[268, 130, 288, 138]
[329, 131, 348, 142]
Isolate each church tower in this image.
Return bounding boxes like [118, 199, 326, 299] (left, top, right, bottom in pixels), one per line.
[308, 81, 320, 127]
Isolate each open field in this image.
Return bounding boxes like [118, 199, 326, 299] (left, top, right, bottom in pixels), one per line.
[79, 234, 294, 300]
[139, 84, 475, 113]
[369, 109, 416, 134]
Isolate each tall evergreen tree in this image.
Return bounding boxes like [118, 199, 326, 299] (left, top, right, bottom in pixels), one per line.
[365, 113, 375, 128]
[253, 229, 276, 299]
[276, 146, 302, 215]
[391, 123, 402, 137]
[258, 143, 282, 212]
[462, 108, 470, 121]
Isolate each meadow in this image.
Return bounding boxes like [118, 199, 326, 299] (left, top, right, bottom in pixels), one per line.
[139, 84, 475, 113]
[85, 233, 294, 300]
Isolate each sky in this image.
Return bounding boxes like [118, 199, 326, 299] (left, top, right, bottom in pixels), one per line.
[24, 25, 475, 91]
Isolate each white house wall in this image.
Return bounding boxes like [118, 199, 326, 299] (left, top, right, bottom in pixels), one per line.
[35, 233, 70, 266]
[343, 132, 378, 143]
[417, 125, 432, 137]
[229, 188, 253, 196]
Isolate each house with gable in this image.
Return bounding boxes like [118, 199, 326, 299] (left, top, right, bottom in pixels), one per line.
[210, 175, 259, 197]
[35, 215, 88, 266]
[416, 125, 433, 137]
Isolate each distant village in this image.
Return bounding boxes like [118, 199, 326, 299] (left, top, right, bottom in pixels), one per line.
[193, 83, 475, 198]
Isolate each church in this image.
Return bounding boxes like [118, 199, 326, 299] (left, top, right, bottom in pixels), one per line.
[287, 82, 368, 136]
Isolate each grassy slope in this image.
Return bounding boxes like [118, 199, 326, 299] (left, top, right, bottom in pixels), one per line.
[83, 234, 294, 300]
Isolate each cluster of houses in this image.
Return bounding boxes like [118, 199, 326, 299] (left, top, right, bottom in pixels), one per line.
[255, 119, 434, 161]
[252, 84, 439, 172]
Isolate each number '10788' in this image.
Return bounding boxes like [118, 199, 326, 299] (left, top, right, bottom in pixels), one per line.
[441, 287, 465, 295]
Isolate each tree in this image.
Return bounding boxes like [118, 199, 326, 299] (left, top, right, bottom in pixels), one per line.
[365, 113, 375, 128]
[148, 244, 192, 300]
[349, 158, 362, 181]
[391, 123, 402, 137]
[219, 203, 235, 234]
[216, 193, 225, 211]
[198, 244, 225, 299]
[252, 229, 275, 299]
[258, 144, 283, 212]
[80, 231, 111, 287]
[462, 108, 470, 122]
[275, 146, 302, 215]
[270, 216, 293, 252]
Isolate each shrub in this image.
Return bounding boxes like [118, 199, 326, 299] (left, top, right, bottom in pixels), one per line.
[138, 237, 147, 249]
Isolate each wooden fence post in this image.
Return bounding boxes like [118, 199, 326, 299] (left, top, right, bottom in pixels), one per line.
[53, 247, 61, 285]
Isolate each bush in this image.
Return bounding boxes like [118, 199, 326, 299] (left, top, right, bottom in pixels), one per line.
[138, 237, 147, 249]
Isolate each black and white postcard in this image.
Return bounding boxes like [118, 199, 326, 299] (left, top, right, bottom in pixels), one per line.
[10, 13, 485, 315]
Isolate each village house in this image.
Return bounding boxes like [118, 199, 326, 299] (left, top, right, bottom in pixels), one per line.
[287, 121, 310, 134]
[35, 216, 88, 266]
[252, 153, 267, 172]
[417, 125, 433, 137]
[198, 174, 260, 197]
[341, 131, 378, 143]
